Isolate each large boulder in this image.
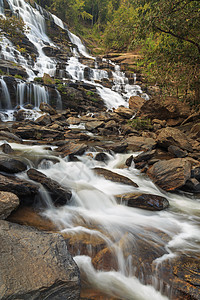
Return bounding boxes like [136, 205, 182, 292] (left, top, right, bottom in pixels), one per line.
[0, 130, 22, 142]
[147, 158, 191, 191]
[129, 96, 146, 112]
[0, 221, 80, 299]
[27, 169, 72, 206]
[156, 127, 193, 152]
[138, 96, 191, 121]
[56, 141, 87, 157]
[126, 135, 156, 151]
[114, 107, 134, 119]
[0, 191, 19, 219]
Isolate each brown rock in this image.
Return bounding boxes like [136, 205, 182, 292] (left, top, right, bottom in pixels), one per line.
[133, 149, 156, 163]
[103, 141, 128, 153]
[35, 113, 52, 126]
[114, 107, 134, 119]
[39, 102, 57, 115]
[147, 158, 191, 191]
[85, 120, 104, 131]
[0, 191, 19, 219]
[93, 167, 138, 187]
[0, 143, 14, 154]
[115, 193, 169, 211]
[138, 96, 191, 121]
[27, 169, 72, 206]
[67, 117, 81, 125]
[0, 221, 80, 299]
[126, 135, 156, 151]
[14, 125, 64, 140]
[56, 141, 87, 157]
[156, 127, 193, 152]
[0, 130, 22, 142]
[92, 247, 118, 272]
[129, 96, 145, 112]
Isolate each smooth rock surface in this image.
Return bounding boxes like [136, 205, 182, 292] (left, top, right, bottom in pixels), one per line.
[0, 191, 19, 219]
[0, 220, 80, 300]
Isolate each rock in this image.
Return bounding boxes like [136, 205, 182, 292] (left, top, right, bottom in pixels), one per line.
[0, 60, 28, 78]
[126, 135, 156, 151]
[125, 155, 133, 167]
[147, 158, 191, 191]
[43, 45, 61, 56]
[0, 191, 19, 219]
[0, 143, 14, 154]
[168, 145, 188, 158]
[104, 119, 117, 129]
[129, 96, 146, 112]
[93, 168, 138, 187]
[14, 125, 64, 140]
[62, 231, 106, 259]
[155, 254, 200, 300]
[67, 117, 81, 125]
[181, 111, 200, 125]
[0, 174, 39, 204]
[133, 149, 156, 163]
[27, 169, 72, 206]
[182, 178, 200, 193]
[0, 155, 27, 173]
[114, 107, 134, 119]
[103, 141, 128, 153]
[85, 121, 104, 132]
[94, 152, 110, 163]
[39, 102, 57, 115]
[138, 96, 191, 121]
[56, 141, 87, 157]
[115, 193, 169, 211]
[0, 130, 22, 142]
[191, 123, 200, 137]
[92, 247, 118, 272]
[0, 221, 80, 299]
[156, 127, 193, 152]
[191, 167, 200, 181]
[15, 109, 30, 121]
[35, 114, 52, 126]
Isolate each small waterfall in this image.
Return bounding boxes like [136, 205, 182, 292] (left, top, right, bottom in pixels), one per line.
[55, 89, 62, 110]
[0, 77, 12, 109]
[17, 82, 49, 108]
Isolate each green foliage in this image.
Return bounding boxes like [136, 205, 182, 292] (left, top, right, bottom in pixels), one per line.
[0, 16, 27, 40]
[128, 117, 152, 131]
[56, 83, 66, 94]
[34, 77, 43, 83]
[14, 74, 23, 79]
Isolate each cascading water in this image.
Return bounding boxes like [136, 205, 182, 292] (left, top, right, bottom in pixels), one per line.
[0, 77, 12, 109]
[11, 141, 200, 300]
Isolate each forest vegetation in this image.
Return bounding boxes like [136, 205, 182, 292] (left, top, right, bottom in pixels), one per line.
[36, 0, 199, 105]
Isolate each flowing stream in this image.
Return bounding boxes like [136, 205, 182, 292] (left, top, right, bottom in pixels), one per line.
[5, 141, 199, 299]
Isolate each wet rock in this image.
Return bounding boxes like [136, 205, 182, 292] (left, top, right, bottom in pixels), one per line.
[155, 254, 200, 300]
[27, 169, 72, 206]
[115, 193, 169, 211]
[156, 127, 193, 152]
[182, 178, 200, 193]
[0, 174, 39, 204]
[168, 145, 188, 158]
[104, 119, 117, 129]
[191, 167, 200, 181]
[85, 120, 104, 132]
[147, 158, 191, 192]
[0, 155, 27, 174]
[0, 191, 19, 219]
[114, 107, 134, 119]
[62, 231, 106, 259]
[126, 135, 156, 151]
[0, 60, 28, 78]
[103, 141, 128, 153]
[92, 247, 118, 272]
[0, 143, 14, 154]
[133, 149, 156, 163]
[129, 96, 145, 112]
[15, 109, 30, 121]
[0, 130, 22, 143]
[0, 221, 80, 299]
[94, 152, 110, 163]
[125, 155, 133, 167]
[39, 102, 57, 115]
[93, 168, 138, 187]
[43, 45, 61, 56]
[35, 114, 52, 126]
[56, 141, 87, 157]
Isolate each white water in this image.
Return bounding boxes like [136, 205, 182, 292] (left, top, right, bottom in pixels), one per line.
[0, 77, 11, 109]
[11, 143, 199, 299]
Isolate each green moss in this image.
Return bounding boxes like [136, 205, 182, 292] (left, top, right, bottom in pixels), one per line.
[127, 118, 152, 131]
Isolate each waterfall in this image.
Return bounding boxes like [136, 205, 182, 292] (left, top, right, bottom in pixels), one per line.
[0, 77, 12, 109]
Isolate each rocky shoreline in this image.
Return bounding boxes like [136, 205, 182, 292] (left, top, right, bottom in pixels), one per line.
[0, 94, 200, 299]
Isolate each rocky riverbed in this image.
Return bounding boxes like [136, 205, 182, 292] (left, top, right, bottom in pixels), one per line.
[0, 95, 200, 299]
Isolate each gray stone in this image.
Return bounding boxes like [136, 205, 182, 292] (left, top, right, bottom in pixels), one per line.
[0, 220, 80, 300]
